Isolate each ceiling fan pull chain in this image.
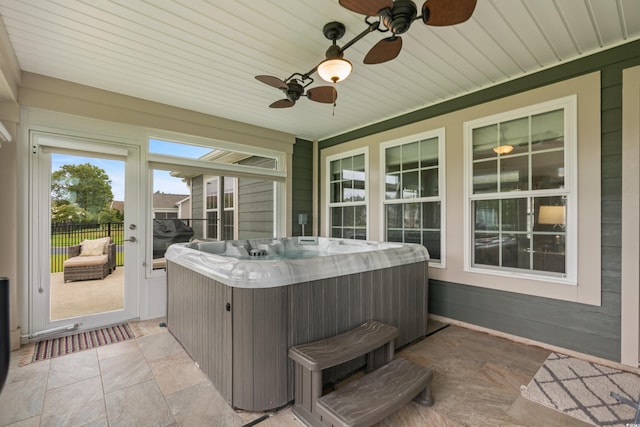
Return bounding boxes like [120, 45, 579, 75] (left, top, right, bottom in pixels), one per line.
[333, 86, 337, 116]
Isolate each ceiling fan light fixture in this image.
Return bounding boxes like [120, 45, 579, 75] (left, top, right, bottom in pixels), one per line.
[493, 144, 514, 155]
[318, 57, 352, 83]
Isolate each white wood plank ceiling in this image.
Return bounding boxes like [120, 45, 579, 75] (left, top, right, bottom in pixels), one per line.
[0, 0, 638, 140]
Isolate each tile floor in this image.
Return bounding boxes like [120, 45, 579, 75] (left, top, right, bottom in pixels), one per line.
[0, 318, 592, 426]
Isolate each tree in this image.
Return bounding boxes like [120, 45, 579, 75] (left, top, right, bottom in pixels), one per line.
[51, 163, 114, 217]
[98, 208, 124, 223]
[51, 202, 89, 223]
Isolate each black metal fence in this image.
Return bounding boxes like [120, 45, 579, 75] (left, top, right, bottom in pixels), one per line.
[50, 219, 209, 273]
[50, 222, 124, 273]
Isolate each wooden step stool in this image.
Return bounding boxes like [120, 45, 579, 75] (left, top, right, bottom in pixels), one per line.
[288, 320, 433, 427]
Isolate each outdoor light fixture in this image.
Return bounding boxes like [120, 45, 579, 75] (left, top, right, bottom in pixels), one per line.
[317, 22, 353, 83]
[492, 145, 514, 155]
[317, 56, 352, 83]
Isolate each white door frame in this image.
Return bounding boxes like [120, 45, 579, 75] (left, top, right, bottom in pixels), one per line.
[28, 131, 140, 336]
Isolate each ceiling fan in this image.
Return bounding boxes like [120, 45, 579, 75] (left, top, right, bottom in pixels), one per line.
[339, 0, 477, 64]
[255, 74, 337, 108]
[255, 0, 476, 108]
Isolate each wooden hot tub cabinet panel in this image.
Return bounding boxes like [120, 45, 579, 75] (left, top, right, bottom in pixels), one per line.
[232, 286, 289, 411]
[167, 260, 428, 411]
[166, 263, 232, 400]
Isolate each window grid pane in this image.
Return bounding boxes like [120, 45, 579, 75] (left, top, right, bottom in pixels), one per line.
[470, 105, 568, 277]
[328, 152, 367, 241]
[472, 196, 566, 274]
[383, 135, 442, 262]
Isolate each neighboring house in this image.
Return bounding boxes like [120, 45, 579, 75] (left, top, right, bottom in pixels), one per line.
[109, 200, 124, 215]
[177, 155, 276, 241]
[151, 193, 189, 219]
[111, 195, 189, 220]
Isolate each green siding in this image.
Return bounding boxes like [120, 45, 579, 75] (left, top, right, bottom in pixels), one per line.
[237, 157, 276, 239]
[316, 39, 640, 362]
[191, 175, 204, 239]
[292, 138, 313, 236]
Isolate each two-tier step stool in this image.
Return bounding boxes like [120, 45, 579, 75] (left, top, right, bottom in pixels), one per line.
[288, 320, 433, 427]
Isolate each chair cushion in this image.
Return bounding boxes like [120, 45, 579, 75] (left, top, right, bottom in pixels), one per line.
[64, 254, 108, 267]
[80, 237, 111, 256]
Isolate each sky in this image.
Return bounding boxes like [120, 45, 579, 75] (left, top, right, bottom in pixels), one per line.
[50, 139, 211, 201]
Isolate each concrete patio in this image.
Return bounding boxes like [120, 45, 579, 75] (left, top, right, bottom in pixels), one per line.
[50, 268, 124, 320]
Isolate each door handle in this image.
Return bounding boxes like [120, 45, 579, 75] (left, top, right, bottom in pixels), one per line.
[125, 236, 137, 243]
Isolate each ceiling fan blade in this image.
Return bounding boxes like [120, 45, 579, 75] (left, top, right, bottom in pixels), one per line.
[306, 86, 337, 104]
[270, 99, 295, 108]
[339, 0, 392, 16]
[422, 0, 477, 26]
[364, 37, 403, 64]
[256, 75, 288, 90]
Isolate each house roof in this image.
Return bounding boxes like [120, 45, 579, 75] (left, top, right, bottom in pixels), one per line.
[110, 201, 124, 213]
[0, 1, 638, 141]
[153, 193, 190, 209]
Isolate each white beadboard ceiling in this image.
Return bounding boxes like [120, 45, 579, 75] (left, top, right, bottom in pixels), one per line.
[0, 0, 639, 141]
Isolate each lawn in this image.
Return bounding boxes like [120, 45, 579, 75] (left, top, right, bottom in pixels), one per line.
[50, 223, 125, 272]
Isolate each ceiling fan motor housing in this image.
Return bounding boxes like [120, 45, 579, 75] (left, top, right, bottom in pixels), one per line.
[323, 21, 346, 41]
[285, 80, 304, 102]
[380, 0, 417, 34]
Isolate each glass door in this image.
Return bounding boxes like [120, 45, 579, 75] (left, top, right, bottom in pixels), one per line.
[30, 133, 139, 335]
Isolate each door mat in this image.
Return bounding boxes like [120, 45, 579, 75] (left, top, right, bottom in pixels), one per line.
[520, 352, 640, 426]
[32, 323, 134, 362]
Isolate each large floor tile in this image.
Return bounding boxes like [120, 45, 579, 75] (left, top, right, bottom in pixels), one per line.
[40, 376, 105, 427]
[6, 358, 49, 386]
[0, 375, 47, 426]
[47, 349, 100, 390]
[247, 408, 302, 427]
[96, 340, 139, 361]
[105, 380, 175, 427]
[99, 349, 153, 393]
[137, 332, 183, 362]
[149, 350, 208, 396]
[128, 318, 166, 338]
[2, 416, 41, 427]
[166, 381, 242, 427]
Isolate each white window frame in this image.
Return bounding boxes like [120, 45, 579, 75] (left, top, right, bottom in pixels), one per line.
[380, 128, 446, 268]
[204, 176, 220, 240]
[463, 95, 578, 284]
[325, 148, 369, 240]
[203, 176, 238, 241]
[146, 131, 285, 277]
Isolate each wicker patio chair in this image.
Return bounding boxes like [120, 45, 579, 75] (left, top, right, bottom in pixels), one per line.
[63, 237, 116, 283]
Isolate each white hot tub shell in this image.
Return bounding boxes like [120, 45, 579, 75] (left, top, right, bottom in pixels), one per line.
[166, 237, 430, 411]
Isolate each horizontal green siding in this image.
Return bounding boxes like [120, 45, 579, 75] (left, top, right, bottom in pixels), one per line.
[292, 138, 313, 236]
[315, 39, 640, 362]
[190, 175, 204, 239]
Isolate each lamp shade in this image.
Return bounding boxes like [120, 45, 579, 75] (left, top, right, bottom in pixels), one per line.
[318, 58, 352, 83]
[538, 205, 565, 225]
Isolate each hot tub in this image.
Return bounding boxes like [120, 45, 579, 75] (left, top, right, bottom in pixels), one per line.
[166, 237, 429, 411]
[166, 236, 428, 288]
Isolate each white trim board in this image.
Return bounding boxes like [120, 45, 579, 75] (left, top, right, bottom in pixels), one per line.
[621, 65, 640, 368]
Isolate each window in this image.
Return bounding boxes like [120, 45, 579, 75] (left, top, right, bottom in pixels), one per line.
[147, 136, 284, 276]
[150, 169, 192, 269]
[382, 129, 444, 264]
[465, 96, 576, 280]
[327, 150, 367, 240]
[205, 176, 236, 240]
